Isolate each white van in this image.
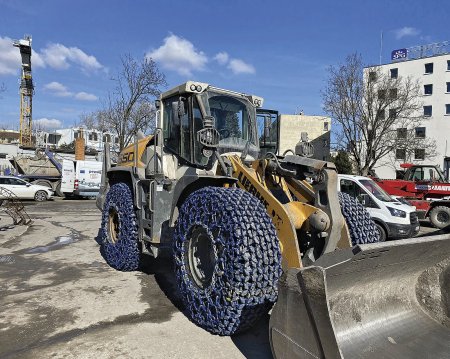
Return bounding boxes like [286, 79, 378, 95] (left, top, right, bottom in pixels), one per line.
[338, 174, 419, 241]
[61, 160, 102, 198]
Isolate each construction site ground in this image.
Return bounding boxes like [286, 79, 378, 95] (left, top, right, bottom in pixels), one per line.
[0, 199, 446, 359]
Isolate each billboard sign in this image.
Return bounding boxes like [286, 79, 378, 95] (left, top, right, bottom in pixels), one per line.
[391, 48, 408, 61]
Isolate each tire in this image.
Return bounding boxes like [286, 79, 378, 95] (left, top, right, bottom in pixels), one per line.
[375, 222, 387, 242]
[174, 187, 282, 336]
[100, 183, 140, 271]
[34, 190, 48, 202]
[338, 192, 379, 245]
[429, 206, 450, 229]
[55, 181, 64, 197]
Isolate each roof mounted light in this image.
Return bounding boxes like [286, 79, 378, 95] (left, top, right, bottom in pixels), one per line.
[185, 81, 208, 93]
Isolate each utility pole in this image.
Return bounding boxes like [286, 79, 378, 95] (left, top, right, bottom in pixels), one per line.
[13, 35, 34, 148]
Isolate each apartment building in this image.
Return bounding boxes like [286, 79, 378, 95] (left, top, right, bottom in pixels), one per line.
[367, 46, 450, 179]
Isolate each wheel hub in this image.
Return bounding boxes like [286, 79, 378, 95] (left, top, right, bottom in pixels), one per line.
[437, 211, 450, 224]
[187, 225, 216, 289]
[108, 207, 120, 244]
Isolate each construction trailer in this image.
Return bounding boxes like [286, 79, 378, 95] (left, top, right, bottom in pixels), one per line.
[96, 81, 450, 358]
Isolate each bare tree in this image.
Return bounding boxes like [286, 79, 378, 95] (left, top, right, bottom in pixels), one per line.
[81, 54, 166, 150]
[322, 53, 435, 176]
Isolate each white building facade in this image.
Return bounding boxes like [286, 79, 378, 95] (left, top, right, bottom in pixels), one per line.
[369, 51, 450, 179]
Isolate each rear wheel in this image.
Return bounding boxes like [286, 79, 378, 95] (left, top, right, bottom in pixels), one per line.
[338, 192, 379, 245]
[34, 190, 48, 202]
[100, 183, 140, 271]
[174, 187, 282, 336]
[429, 206, 450, 229]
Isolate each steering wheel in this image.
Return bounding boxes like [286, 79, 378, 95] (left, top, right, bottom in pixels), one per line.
[218, 128, 231, 138]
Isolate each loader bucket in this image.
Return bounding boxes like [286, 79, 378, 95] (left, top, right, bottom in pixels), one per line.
[269, 235, 450, 359]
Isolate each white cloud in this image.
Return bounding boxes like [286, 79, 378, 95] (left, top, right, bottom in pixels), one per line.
[393, 27, 420, 40]
[74, 91, 98, 101]
[40, 43, 103, 71]
[0, 36, 21, 75]
[147, 34, 208, 76]
[214, 52, 229, 65]
[44, 81, 72, 97]
[34, 118, 62, 130]
[227, 58, 255, 75]
[44, 81, 97, 101]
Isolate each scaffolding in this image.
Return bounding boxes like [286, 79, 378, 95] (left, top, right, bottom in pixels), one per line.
[13, 36, 34, 148]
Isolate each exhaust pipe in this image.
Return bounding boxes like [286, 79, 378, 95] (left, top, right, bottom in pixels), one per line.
[270, 235, 450, 359]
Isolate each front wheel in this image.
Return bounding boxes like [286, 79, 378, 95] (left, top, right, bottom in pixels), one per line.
[429, 206, 450, 229]
[34, 190, 48, 202]
[375, 222, 387, 242]
[174, 187, 282, 336]
[100, 183, 140, 271]
[338, 192, 379, 245]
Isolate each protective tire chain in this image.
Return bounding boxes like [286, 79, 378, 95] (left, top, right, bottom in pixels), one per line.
[100, 183, 140, 271]
[174, 187, 282, 336]
[338, 192, 380, 244]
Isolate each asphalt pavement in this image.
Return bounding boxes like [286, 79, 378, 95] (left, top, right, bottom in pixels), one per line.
[0, 199, 446, 358]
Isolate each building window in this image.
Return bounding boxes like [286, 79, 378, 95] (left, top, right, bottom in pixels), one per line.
[389, 88, 398, 99]
[397, 128, 407, 139]
[389, 108, 397, 120]
[88, 132, 98, 141]
[74, 131, 79, 139]
[424, 84, 433, 95]
[378, 89, 386, 100]
[423, 105, 432, 117]
[447, 82, 450, 93]
[390, 68, 398, 79]
[396, 148, 406, 160]
[376, 109, 385, 120]
[369, 71, 377, 81]
[447, 60, 450, 71]
[424, 63, 433, 74]
[115, 137, 119, 144]
[103, 134, 111, 143]
[415, 149, 425, 160]
[324, 122, 329, 131]
[415, 127, 426, 138]
[446, 104, 450, 115]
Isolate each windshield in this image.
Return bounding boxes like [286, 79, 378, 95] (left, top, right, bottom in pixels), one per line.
[359, 179, 395, 202]
[198, 91, 258, 157]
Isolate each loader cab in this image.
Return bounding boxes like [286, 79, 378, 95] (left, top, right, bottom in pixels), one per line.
[160, 81, 262, 168]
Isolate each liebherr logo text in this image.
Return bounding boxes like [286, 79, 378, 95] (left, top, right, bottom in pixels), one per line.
[237, 172, 269, 209]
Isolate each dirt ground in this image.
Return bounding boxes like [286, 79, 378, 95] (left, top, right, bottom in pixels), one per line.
[0, 198, 446, 359]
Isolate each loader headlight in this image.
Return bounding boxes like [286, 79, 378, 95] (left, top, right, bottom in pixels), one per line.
[387, 206, 406, 218]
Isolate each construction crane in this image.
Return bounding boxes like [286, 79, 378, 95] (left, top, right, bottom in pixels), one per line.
[13, 35, 34, 148]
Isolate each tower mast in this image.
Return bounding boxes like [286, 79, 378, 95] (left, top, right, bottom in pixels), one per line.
[13, 35, 34, 148]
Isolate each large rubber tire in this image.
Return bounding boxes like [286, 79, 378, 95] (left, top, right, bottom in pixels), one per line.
[174, 187, 282, 336]
[100, 183, 140, 271]
[429, 206, 450, 229]
[338, 192, 379, 245]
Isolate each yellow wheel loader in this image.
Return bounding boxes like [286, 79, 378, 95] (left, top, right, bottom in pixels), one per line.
[97, 81, 450, 358]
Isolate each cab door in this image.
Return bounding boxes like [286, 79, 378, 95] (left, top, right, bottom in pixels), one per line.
[256, 109, 279, 157]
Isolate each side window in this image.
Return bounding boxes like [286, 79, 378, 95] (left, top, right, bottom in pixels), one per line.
[0, 178, 5, 184]
[180, 100, 191, 162]
[163, 96, 181, 154]
[193, 98, 209, 165]
[411, 168, 423, 181]
[11, 179, 26, 185]
[340, 179, 362, 198]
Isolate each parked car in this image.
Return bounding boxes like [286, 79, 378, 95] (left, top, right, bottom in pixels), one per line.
[338, 174, 419, 241]
[0, 176, 53, 202]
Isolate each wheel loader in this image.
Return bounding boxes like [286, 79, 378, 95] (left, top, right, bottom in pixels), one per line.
[97, 81, 450, 358]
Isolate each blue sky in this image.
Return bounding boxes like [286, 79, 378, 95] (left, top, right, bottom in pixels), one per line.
[0, 0, 448, 132]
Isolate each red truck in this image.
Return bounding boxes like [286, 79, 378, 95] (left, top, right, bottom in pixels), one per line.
[374, 163, 450, 229]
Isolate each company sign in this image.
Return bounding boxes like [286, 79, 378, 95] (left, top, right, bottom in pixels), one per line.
[391, 48, 408, 61]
